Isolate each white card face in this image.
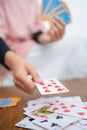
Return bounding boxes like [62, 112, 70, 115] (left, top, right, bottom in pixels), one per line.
[35, 78, 69, 95]
[15, 117, 44, 130]
[33, 113, 79, 130]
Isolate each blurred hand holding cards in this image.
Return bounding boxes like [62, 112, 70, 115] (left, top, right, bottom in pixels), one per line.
[39, 0, 71, 25]
[0, 97, 21, 108]
[35, 78, 69, 95]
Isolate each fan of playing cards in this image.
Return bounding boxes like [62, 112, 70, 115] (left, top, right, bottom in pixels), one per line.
[39, 0, 71, 24]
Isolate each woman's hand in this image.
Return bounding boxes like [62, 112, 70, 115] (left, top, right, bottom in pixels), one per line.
[5, 51, 42, 93]
[38, 18, 65, 44]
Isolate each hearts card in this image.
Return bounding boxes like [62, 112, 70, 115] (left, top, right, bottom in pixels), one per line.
[35, 78, 69, 95]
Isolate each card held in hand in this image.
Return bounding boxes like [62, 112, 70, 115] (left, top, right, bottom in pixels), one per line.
[39, 0, 71, 24]
[35, 78, 69, 95]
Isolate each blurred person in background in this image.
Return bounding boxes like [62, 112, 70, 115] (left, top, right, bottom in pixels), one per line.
[0, 0, 65, 90]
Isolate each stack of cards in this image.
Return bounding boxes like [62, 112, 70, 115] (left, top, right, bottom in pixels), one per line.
[39, 0, 71, 24]
[0, 97, 21, 108]
[15, 96, 87, 130]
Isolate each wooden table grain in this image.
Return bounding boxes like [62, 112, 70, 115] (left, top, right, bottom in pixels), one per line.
[0, 78, 87, 130]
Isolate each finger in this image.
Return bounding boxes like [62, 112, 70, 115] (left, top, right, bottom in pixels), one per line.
[26, 63, 42, 83]
[15, 73, 36, 93]
[14, 79, 30, 93]
[56, 17, 66, 28]
[53, 18, 65, 35]
[51, 20, 61, 39]
[48, 22, 59, 41]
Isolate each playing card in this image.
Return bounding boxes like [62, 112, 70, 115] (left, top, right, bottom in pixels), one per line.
[50, 104, 87, 119]
[48, 96, 87, 118]
[42, 0, 62, 15]
[35, 78, 69, 95]
[27, 96, 60, 108]
[0, 98, 13, 107]
[33, 113, 79, 130]
[24, 104, 56, 121]
[55, 10, 71, 24]
[43, 8, 71, 24]
[42, 0, 53, 15]
[25, 97, 46, 110]
[15, 117, 44, 130]
[40, 0, 71, 24]
[48, 96, 83, 111]
[0, 97, 21, 108]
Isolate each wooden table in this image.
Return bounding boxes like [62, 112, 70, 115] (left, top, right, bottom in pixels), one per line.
[0, 78, 87, 130]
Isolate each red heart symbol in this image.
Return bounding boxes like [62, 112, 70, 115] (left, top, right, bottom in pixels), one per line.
[40, 82, 45, 85]
[50, 80, 54, 82]
[83, 106, 87, 110]
[60, 103, 65, 105]
[78, 112, 85, 116]
[52, 82, 56, 84]
[53, 107, 59, 111]
[45, 89, 51, 93]
[43, 87, 47, 89]
[47, 84, 52, 87]
[61, 106, 67, 109]
[40, 114, 47, 118]
[55, 100, 59, 103]
[49, 103, 54, 106]
[58, 88, 63, 91]
[70, 104, 76, 107]
[64, 109, 70, 113]
[55, 85, 60, 88]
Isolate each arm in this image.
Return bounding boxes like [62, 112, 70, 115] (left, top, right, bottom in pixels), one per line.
[0, 38, 42, 93]
[0, 38, 10, 69]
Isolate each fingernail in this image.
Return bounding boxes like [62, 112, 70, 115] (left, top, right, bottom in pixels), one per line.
[27, 75, 32, 80]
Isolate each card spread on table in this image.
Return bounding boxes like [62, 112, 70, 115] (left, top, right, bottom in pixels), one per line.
[0, 97, 21, 108]
[15, 96, 87, 130]
[39, 0, 71, 24]
[35, 78, 69, 95]
[33, 113, 79, 130]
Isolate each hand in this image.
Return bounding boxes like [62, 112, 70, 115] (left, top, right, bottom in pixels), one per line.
[38, 18, 65, 44]
[5, 51, 42, 93]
